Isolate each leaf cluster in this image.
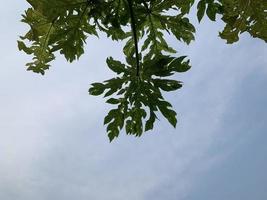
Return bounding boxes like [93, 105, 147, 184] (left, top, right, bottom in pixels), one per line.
[89, 55, 190, 141]
[197, 0, 267, 43]
[19, 0, 267, 141]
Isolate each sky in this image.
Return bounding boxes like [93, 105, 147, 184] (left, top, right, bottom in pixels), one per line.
[0, 1, 267, 200]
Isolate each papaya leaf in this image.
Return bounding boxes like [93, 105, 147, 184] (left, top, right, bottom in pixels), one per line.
[19, 0, 267, 141]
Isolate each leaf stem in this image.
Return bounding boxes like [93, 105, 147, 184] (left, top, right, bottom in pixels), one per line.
[40, 19, 55, 58]
[127, 0, 140, 77]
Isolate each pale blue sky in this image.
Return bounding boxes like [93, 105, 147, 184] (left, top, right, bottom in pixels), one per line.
[0, 1, 267, 200]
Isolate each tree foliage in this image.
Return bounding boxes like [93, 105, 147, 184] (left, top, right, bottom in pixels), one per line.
[18, 0, 267, 141]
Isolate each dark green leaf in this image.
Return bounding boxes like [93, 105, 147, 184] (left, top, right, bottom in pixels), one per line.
[106, 98, 120, 105]
[197, 0, 206, 22]
[106, 57, 127, 74]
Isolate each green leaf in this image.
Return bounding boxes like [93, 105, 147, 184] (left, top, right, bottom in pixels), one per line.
[89, 83, 106, 96]
[17, 41, 33, 54]
[197, 0, 206, 22]
[106, 98, 120, 105]
[104, 109, 117, 125]
[158, 103, 177, 128]
[106, 57, 127, 74]
[145, 111, 156, 132]
[153, 79, 183, 92]
[206, 3, 217, 21]
[105, 108, 124, 141]
[168, 56, 191, 73]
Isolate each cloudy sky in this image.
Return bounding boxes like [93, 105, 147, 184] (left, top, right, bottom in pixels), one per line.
[0, 1, 267, 200]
